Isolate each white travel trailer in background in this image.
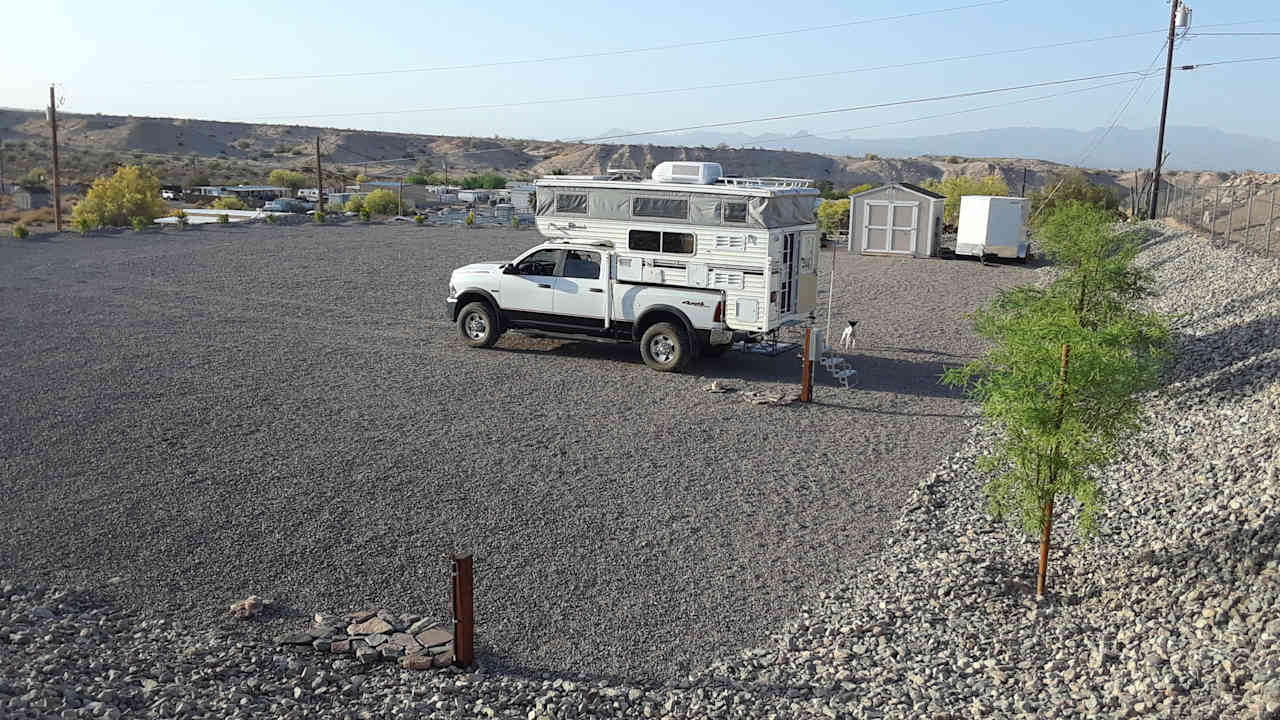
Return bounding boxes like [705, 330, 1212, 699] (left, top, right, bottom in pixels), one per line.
[533, 162, 821, 336]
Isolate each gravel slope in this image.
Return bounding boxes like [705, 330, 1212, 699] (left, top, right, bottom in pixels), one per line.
[0, 223, 1032, 684]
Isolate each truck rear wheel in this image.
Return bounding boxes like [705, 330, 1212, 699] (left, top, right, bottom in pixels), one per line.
[457, 301, 501, 348]
[640, 322, 691, 372]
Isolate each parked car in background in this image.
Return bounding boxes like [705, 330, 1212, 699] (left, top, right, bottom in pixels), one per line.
[161, 189, 180, 200]
[263, 198, 310, 213]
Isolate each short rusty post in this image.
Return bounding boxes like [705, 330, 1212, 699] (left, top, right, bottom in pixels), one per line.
[451, 554, 475, 667]
[800, 327, 813, 403]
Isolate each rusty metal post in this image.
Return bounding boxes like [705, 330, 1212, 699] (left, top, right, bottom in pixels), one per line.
[800, 327, 813, 403]
[451, 554, 475, 667]
[1226, 189, 1234, 247]
[1210, 186, 1219, 245]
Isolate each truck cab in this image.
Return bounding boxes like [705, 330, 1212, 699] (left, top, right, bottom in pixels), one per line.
[447, 240, 732, 372]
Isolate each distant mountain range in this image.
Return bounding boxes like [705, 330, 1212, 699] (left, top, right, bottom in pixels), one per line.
[592, 126, 1280, 172]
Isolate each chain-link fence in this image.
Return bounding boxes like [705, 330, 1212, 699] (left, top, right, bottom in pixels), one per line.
[1137, 180, 1280, 257]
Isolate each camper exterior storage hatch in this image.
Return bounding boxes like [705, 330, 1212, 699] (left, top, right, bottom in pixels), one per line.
[533, 162, 821, 334]
[955, 195, 1031, 261]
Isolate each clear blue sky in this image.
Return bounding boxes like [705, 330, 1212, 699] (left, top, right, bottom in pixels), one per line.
[2, 0, 1277, 142]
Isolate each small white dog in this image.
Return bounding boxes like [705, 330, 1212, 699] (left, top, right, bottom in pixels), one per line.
[839, 320, 858, 351]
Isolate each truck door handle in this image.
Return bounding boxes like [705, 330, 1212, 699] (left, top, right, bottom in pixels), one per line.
[589, 288, 604, 293]
[538, 283, 552, 289]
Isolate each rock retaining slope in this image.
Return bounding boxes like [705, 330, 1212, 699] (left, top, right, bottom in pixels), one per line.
[1, 223, 1276, 719]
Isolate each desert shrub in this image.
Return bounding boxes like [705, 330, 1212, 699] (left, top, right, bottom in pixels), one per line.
[459, 173, 506, 189]
[1028, 170, 1121, 226]
[406, 174, 428, 185]
[511, 215, 521, 229]
[313, 210, 325, 224]
[12, 224, 29, 238]
[363, 189, 399, 215]
[465, 212, 475, 227]
[359, 208, 371, 222]
[20, 168, 47, 189]
[217, 214, 230, 224]
[864, 153, 880, 161]
[923, 174, 1010, 225]
[73, 165, 167, 227]
[267, 169, 307, 192]
[414, 214, 425, 225]
[265, 213, 277, 224]
[131, 217, 149, 231]
[75, 215, 95, 234]
[345, 195, 365, 214]
[212, 197, 247, 211]
[234, 139, 251, 149]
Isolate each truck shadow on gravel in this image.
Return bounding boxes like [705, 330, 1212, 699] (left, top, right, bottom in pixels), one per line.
[491, 340, 970, 400]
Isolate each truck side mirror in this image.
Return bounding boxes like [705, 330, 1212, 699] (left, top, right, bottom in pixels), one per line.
[502, 264, 518, 275]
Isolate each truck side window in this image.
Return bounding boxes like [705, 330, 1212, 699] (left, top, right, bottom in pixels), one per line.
[515, 249, 560, 276]
[561, 250, 601, 279]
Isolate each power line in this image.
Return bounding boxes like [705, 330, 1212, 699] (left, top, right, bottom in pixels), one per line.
[1186, 31, 1280, 36]
[244, 27, 1174, 122]
[1177, 54, 1280, 70]
[751, 77, 1145, 149]
[220, 0, 1010, 83]
[572, 70, 1157, 144]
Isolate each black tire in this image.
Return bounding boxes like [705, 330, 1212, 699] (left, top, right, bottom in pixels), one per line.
[639, 322, 691, 372]
[702, 342, 732, 358]
[457, 301, 501, 348]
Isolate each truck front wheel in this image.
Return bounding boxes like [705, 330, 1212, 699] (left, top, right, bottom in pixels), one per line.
[457, 301, 501, 348]
[640, 322, 691, 372]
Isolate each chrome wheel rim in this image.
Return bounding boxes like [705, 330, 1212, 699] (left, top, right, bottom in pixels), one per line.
[464, 312, 487, 340]
[649, 334, 676, 364]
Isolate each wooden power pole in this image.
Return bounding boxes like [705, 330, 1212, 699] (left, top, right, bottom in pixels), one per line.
[314, 136, 324, 214]
[48, 85, 63, 231]
[1149, 0, 1180, 220]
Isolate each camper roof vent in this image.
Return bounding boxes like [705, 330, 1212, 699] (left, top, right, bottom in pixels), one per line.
[651, 161, 723, 185]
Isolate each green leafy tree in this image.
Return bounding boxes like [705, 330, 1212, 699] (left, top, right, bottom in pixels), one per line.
[816, 198, 850, 235]
[924, 175, 1010, 225]
[12, 224, 29, 238]
[363, 189, 398, 215]
[355, 173, 370, 183]
[460, 173, 506, 189]
[345, 195, 365, 214]
[943, 202, 1169, 595]
[267, 169, 308, 192]
[1028, 170, 1120, 226]
[405, 174, 429, 185]
[73, 165, 168, 228]
[212, 196, 247, 211]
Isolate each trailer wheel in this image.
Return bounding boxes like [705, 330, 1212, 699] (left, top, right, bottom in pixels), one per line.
[640, 322, 691, 372]
[457, 301, 501, 348]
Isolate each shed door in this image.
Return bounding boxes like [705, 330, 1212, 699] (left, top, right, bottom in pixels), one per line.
[862, 201, 918, 254]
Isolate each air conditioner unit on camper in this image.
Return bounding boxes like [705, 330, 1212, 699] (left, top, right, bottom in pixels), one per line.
[651, 161, 723, 185]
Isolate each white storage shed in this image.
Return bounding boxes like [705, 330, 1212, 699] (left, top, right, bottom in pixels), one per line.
[849, 182, 946, 258]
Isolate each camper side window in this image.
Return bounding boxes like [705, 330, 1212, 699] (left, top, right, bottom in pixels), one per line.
[626, 230, 695, 255]
[628, 230, 662, 252]
[723, 202, 748, 223]
[632, 196, 688, 219]
[556, 193, 587, 214]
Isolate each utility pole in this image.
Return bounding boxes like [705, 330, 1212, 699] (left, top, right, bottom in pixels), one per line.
[48, 85, 63, 231]
[398, 176, 404, 216]
[1149, 0, 1181, 219]
[1020, 168, 1027, 197]
[314, 137, 325, 214]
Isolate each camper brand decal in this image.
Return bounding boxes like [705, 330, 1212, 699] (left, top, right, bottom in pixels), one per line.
[682, 300, 706, 307]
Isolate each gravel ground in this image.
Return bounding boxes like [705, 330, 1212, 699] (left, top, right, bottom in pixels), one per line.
[0, 221, 1032, 686]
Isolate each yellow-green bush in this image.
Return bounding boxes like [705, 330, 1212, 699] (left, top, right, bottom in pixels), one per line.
[363, 189, 398, 215]
[72, 165, 167, 228]
[212, 197, 247, 211]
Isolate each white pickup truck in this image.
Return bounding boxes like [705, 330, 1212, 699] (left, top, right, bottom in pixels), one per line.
[446, 240, 734, 371]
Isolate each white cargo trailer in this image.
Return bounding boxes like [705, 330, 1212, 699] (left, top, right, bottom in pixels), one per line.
[955, 195, 1031, 262]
